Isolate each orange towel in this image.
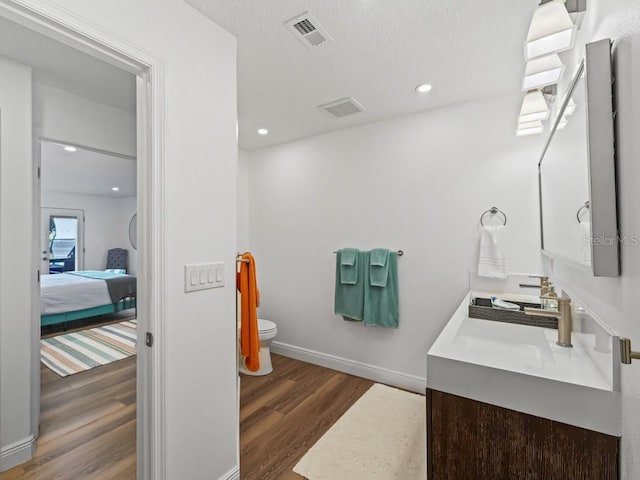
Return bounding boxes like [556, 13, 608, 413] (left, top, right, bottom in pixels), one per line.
[238, 252, 260, 372]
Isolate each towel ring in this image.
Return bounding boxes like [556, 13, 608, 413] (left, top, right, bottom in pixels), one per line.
[576, 201, 590, 223]
[480, 207, 507, 226]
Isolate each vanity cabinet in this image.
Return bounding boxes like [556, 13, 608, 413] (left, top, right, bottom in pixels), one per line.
[426, 389, 619, 480]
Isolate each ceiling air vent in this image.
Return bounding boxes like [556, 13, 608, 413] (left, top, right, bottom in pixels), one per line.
[285, 12, 332, 48]
[318, 97, 365, 118]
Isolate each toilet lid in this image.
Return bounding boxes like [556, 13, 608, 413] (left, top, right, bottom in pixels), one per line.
[258, 318, 277, 334]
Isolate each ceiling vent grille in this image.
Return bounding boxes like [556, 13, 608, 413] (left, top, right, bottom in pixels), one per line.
[285, 12, 332, 48]
[318, 97, 365, 118]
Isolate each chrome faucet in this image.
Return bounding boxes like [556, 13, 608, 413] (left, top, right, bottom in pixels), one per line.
[525, 295, 573, 347]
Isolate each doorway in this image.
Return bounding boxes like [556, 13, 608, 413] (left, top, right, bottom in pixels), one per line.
[0, 3, 163, 478]
[41, 208, 84, 274]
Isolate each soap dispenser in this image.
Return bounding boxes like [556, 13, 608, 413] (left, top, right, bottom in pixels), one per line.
[544, 286, 558, 311]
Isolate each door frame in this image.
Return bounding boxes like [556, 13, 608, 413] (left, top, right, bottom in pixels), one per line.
[0, 1, 167, 478]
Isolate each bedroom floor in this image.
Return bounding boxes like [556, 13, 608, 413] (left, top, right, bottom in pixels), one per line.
[0, 314, 137, 480]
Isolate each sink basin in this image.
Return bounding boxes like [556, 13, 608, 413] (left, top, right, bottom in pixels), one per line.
[427, 291, 621, 436]
[454, 318, 553, 369]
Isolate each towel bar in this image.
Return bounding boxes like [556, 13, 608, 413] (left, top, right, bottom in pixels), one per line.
[333, 249, 404, 256]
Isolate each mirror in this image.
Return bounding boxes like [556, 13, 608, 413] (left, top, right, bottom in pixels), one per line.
[539, 39, 619, 277]
[129, 213, 137, 250]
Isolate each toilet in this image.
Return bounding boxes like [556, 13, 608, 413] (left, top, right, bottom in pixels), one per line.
[239, 318, 278, 376]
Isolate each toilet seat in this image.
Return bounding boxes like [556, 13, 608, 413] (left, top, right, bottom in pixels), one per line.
[258, 318, 277, 335]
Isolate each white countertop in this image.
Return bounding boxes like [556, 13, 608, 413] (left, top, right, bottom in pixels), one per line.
[427, 291, 621, 436]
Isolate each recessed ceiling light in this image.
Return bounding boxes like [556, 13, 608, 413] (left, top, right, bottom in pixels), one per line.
[112, 187, 119, 192]
[63, 146, 77, 152]
[257, 128, 269, 135]
[415, 83, 433, 94]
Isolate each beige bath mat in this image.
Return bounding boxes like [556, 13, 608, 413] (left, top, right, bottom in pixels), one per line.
[293, 383, 426, 480]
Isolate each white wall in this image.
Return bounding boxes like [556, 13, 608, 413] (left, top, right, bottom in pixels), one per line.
[542, 2, 640, 478]
[42, 191, 135, 273]
[33, 83, 136, 158]
[6, 1, 239, 478]
[246, 94, 544, 384]
[0, 57, 35, 470]
[237, 149, 250, 252]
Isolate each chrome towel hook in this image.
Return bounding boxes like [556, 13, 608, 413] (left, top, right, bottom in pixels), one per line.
[480, 207, 507, 226]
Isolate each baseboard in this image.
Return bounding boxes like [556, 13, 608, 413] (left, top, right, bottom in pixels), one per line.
[271, 342, 427, 393]
[0, 434, 36, 473]
[219, 465, 239, 480]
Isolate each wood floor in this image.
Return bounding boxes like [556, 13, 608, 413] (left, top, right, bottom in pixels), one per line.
[240, 354, 374, 480]
[1, 332, 373, 480]
[0, 314, 137, 480]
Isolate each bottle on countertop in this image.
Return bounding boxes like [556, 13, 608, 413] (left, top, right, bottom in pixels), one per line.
[544, 286, 558, 311]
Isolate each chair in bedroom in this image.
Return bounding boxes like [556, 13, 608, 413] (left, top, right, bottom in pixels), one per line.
[106, 248, 128, 273]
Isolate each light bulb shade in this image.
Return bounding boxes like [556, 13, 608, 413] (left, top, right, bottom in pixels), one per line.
[523, 54, 565, 90]
[525, 0, 576, 60]
[557, 115, 569, 130]
[564, 97, 577, 116]
[516, 120, 544, 137]
[519, 90, 550, 123]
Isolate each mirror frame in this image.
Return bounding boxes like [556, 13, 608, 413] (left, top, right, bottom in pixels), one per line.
[129, 213, 137, 250]
[538, 38, 619, 277]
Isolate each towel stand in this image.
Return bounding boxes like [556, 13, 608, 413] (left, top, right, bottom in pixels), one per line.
[480, 207, 507, 226]
[333, 249, 404, 256]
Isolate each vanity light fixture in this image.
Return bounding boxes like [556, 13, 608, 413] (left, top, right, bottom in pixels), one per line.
[525, 0, 576, 60]
[63, 145, 77, 152]
[519, 90, 550, 123]
[257, 128, 269, 135]
[415, 83, 433, 94]
[523, 53, 565, 90]
[564, 97, 577, 116]
[112, 187, 120, 191]
[516, 120, 544, 137]
[557, 115, 569, 130]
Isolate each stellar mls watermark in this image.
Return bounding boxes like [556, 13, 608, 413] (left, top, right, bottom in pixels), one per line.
[584, 235, 640, 246]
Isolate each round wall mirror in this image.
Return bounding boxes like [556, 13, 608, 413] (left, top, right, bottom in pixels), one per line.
[129, 213, 137, 250]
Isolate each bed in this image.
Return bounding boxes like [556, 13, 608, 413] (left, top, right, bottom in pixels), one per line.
[41, 270, 136, 327]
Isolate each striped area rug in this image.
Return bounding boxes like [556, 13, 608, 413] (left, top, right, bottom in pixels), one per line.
[41, 319, 137, 377]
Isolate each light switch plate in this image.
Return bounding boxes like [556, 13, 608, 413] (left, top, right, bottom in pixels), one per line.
[185, 262, 225, 292]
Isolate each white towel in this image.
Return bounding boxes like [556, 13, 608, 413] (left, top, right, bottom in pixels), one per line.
[478, 225, 509, 279]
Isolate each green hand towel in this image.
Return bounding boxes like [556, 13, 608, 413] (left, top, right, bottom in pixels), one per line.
[335, 250, 365, 321]
[369, 248, 390, 287]
[340, 248, 359, 285]
[364, 251, 399, 328]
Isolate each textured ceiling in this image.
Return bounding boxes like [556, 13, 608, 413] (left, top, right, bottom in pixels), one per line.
[186, 0, 539, 150]
[0, 16, 135, 112]
[41, 142, 136, 198]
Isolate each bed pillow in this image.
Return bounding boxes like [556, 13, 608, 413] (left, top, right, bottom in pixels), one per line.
[105, 268, 127, 275]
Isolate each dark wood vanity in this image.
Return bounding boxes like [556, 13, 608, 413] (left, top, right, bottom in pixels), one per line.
[426, 389, 619, 480]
